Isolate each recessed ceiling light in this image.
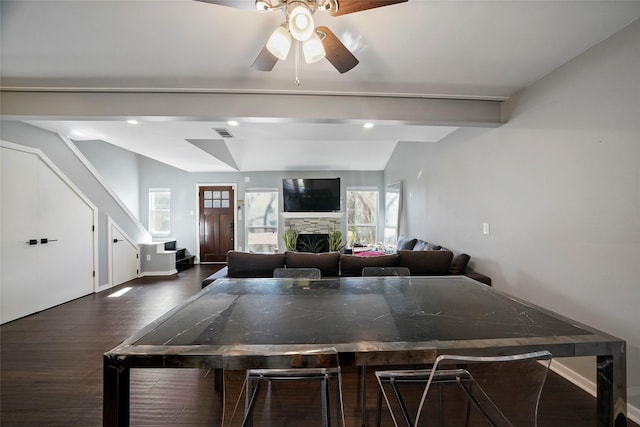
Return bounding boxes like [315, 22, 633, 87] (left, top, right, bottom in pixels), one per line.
[364, 122, 374, 129]
[126, 119, 139, 125]
[227, 120, 239, 126]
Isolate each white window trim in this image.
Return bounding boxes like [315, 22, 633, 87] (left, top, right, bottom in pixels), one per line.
[149, 188, 171, 236]
[346, 187, 379, 245]
[245, 188, 279, 253]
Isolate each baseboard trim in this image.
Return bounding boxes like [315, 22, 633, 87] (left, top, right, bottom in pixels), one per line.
[550, 360, 639, 424]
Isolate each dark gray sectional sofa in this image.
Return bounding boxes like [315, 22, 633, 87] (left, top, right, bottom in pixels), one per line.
[201, 235, 491, 288]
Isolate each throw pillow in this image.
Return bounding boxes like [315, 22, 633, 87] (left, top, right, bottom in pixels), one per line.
[396, 235, 417, 250]
[448, 252, 471, 275]
[412, 239, 430, 250]
[413, 239, 442, 250]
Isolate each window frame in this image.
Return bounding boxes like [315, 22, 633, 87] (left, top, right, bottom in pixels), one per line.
[149, 188, 171, 236]
[346, 187, 379, 247]
[244, 188, 279, 253]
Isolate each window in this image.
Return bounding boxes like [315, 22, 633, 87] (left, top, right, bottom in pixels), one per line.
[346, 188, 378, 247]
[383, 185, 401, 246]
[245, 189, 278, 253]
[149, 188, 170, 235]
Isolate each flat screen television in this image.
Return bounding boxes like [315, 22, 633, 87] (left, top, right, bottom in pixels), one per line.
[282, 178, 341, 212]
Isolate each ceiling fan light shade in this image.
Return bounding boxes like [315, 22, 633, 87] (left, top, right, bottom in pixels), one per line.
[303, 32, 326, 63]
[288, 4, 314, 41]
[255, 0, 270, 11]
[266, 25, 291, 60]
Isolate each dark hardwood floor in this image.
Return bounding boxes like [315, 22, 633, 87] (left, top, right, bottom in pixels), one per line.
[1, 265, 635, 426]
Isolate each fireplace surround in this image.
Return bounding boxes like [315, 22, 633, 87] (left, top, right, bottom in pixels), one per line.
[296, 233, 330, 253]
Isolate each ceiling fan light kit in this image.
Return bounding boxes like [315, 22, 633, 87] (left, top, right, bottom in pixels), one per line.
[198, 0, 408, 73]
[288, 2, 315, 41]
[266, 25, 292, 60]
[302, 31, 326, 63]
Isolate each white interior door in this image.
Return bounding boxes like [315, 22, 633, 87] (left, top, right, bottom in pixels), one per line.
[1, 144, 95, 324]
[38, 160, 94, 306]
[110, 222, 139, 286]
[1, 147, 41, 323]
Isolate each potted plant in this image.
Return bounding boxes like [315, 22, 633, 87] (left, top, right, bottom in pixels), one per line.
[328, 228, 345, 252]
[283, 226, 299, 252]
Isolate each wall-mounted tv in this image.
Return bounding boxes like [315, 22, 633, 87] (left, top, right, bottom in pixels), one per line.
[282, 178, 341, 212]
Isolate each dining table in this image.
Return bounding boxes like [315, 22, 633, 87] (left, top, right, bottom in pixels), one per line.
[103, 275, 627, 426]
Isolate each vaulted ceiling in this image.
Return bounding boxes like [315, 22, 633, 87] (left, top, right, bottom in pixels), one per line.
[2, 0, 640, 171]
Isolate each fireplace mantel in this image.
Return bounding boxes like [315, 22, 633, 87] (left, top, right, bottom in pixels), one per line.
[281, 212, 343, 219]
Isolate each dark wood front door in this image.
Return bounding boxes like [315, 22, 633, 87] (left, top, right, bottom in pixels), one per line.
[199, 186, 234, 262]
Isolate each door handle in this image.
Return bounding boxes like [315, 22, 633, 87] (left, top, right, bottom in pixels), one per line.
[113, 239, 123, 243]
[40, 238, 58, 244]
[26, 239, 38, 245]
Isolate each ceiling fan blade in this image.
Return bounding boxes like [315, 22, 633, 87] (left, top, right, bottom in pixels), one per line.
[252, 44, 279, 71]
[329, 0, 407, 16]
[317, 26, 359, 74]
[194, 0, 258, 10]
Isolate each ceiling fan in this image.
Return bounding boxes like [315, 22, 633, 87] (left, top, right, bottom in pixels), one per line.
[197, 0, 408, 74]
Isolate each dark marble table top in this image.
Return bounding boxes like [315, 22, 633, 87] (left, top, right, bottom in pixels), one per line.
[107, 275, 621, 366]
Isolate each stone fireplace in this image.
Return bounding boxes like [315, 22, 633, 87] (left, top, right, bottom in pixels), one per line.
[296, 233, 329, 253]
[282, 212, 343, 252]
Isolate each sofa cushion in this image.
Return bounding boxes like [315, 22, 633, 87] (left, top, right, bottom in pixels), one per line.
[396, 235, 417, 251]
[285, 251, 340, 277]
[397, 250, 454, 275]
[227, 251, 286, 278]
[339, 254, 399, 277]
[448, 252, 471, 275]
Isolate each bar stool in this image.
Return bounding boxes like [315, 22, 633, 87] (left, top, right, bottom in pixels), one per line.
[358, 265, 410, 426]
[375, 350, 553, 427]
[223, 347, 345, 427]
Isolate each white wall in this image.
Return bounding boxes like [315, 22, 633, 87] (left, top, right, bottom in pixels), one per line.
[75, 139, 141, 218]
[385, 19, 640, 412]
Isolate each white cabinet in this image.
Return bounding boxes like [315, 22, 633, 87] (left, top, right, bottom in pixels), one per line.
[1, 143, 96, 324]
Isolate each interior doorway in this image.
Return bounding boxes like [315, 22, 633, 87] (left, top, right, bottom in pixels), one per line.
[198, 184, 235, 263]
[108, 217, 139, 287]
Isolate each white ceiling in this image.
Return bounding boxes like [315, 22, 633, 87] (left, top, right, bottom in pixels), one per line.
[3, 0, 640, 172]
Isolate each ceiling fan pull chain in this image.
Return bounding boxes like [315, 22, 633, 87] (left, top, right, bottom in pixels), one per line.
[295, 40, 301, 86]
